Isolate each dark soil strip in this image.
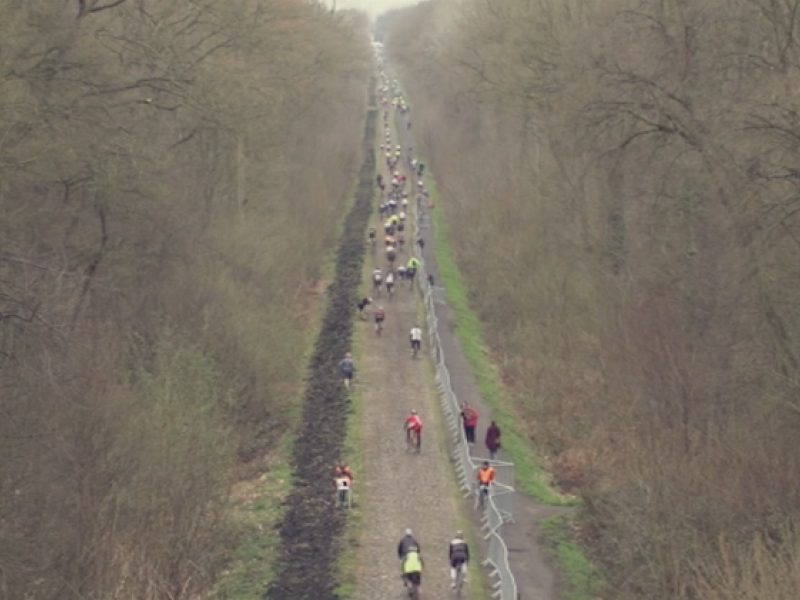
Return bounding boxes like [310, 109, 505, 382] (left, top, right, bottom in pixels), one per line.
[265, 84, 377, 600]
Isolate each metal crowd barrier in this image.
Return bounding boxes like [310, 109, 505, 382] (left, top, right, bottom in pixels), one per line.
[411, 184, 519, 600]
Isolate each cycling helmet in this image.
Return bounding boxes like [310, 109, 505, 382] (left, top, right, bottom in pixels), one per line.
[411, 409, 417, 415]
[345, 352, 351, 358]
[405, 528, 413, 536]
[455, 531, 464, 539]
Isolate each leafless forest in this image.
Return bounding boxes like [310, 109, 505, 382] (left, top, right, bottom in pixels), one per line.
[379, 1, 800, 598]
[0, 1, 369, 598]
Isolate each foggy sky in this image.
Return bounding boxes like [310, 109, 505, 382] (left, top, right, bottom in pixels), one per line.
[331, 0, 419, 16]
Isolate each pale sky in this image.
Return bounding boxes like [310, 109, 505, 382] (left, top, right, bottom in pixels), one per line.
[327, 0, 420, 17]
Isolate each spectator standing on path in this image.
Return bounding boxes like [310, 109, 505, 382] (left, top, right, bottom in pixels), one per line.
[485, 421, 502, 460]
[417, 237, 425, 252]
[461, 403, 479, 445]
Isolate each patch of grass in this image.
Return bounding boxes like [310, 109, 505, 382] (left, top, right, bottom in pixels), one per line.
[424, 176, 575, 507]
[211, 459, 293, 600]
[335, 303, 367, 600]
[540, 516, 601, 600]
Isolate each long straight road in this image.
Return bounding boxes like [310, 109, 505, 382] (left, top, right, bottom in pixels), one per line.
[353, 107, 463, 600]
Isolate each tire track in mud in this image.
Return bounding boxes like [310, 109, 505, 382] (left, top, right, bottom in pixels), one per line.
[265, 82, 376, 600]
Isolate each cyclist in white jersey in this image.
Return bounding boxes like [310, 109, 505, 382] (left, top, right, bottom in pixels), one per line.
[409, 325, 422, 355]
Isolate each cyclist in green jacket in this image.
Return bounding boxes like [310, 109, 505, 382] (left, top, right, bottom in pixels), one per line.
[406, 257, 421, 289]
[402, 546, 424, 598]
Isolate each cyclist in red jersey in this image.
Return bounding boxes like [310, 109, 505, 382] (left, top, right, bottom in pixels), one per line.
[405, 409, 423, 452]
[375, 306, 386, 335]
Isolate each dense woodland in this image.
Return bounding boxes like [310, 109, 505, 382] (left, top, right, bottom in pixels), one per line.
[0, 1, 369, 598]
[379, 1, 800, 599]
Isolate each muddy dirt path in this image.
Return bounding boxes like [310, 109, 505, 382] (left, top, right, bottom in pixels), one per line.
[353, 123, 462, 600]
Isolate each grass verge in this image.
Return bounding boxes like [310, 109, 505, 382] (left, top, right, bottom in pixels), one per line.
[424, 175, 574, 506]
[541, 516, 600, 600]
[210, 453, 292, 600]
[334, 354, 365, 599]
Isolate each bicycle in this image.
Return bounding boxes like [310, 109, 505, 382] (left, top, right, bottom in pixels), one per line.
[454, 562, 466, 598]
[404, 574, 421, 600]
[411, 340, 420, 359]
[335, 480, 352, 509]
[406, 428, 421, 453]
[476, 483, 490, 509]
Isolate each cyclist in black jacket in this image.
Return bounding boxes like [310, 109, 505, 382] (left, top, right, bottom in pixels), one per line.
[398, 528, 421, 560]
[449, 531, 470, 588]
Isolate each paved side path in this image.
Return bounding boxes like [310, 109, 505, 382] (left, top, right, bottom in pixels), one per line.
[397, 104, 571, 600]
[354, 121, 461, 600]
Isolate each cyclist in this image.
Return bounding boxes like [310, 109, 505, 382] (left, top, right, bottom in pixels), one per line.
[409, 325, 422, 356]
[402, 546, 424, 598]
[397, 265, 407, 281]
[334, 473, 352, 508]
[386, 244, 397, 268]
[339, 351, 355, 390]
[334, 461, 353, 483]
[398, 528, 421, 560]
[386, 270, 395, 297]
[405, 409, 423, 451]
[357, 296, 373, 320]
[406, 257, 421, 288]
[477, 461, 496, 506]
[375, 305, 386, 335]
[333, 461, 354, 507]
[368, 227, 377, 247]
[449, 531, 470, 588]
[372, 268, 383, 294]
